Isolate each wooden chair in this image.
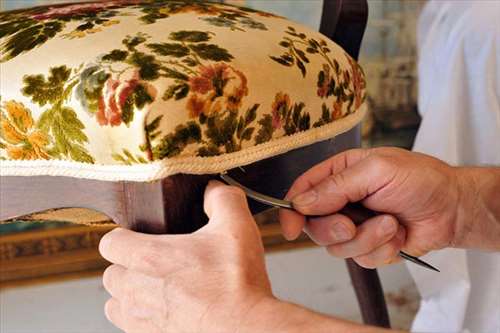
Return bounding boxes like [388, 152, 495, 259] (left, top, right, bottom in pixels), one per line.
[0, 0, 390, 328]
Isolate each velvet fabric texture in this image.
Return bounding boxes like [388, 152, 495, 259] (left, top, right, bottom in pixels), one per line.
[0, 0, 366, 181]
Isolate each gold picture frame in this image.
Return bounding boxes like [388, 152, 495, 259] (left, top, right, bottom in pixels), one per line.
[1, 208, 313, 284]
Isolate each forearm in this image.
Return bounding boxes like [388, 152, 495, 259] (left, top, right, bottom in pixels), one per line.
[242, 297, 398, 333]
[454, 167, 500, 250]
[278, 303, 397, 333]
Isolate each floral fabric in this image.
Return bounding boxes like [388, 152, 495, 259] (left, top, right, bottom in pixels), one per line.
[0, 0, 366, 181]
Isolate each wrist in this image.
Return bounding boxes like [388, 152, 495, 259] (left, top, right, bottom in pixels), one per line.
[240, 295, 382, 333]
[453, 167, 500, 250]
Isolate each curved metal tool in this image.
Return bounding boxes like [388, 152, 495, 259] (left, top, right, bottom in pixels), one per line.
[220, 172, 440, 272]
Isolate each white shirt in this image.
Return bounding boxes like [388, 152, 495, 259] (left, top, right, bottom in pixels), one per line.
[411, 1, 500, 332]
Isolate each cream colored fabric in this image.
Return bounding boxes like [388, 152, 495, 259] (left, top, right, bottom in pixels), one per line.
[0, 0, 366, 181]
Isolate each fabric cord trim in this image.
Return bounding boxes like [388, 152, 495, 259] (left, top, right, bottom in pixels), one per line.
[0, 105, 365, 182]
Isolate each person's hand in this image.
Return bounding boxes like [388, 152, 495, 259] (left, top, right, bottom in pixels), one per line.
[99, 180, 398, 333]
[99, 181, 278, 333]
[280, 147, 463, 269]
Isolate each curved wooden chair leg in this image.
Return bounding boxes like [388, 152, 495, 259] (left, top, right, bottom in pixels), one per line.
[346, 259, 391, 327]
[321, 0, 391, 327]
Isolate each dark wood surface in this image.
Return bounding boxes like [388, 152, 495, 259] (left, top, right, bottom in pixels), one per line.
[329, 0, 369, 60]
[320, 0, 343, 41]
[122, 180, 168, 234]
[0, 176, 126, 223]
[0, 175, 211, 235]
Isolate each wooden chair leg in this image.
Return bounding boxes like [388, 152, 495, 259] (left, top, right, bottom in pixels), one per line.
[120, 174, 212, 234]
[346, 259, 391, 327]
[116, 180, 168, 234]
[320, 1, 391, 327]
[338, 130, 391, 328]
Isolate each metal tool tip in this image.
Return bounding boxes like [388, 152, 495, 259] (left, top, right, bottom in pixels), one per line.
[399, 251, 440, 272]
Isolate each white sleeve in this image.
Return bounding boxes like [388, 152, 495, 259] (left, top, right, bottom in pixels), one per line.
[413, 0, 500, 166]
[410, 2, 500, 333]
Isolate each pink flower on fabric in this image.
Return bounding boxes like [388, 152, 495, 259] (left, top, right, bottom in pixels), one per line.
[272, 115, 281, 129]
[317, 86, 328, 98]
[347, 56, 366, 109]
[30, 1, 142, 20]
[187, 63, 248, 117]
[225, 69, 248, 111]
[317, 64, 331, 98]
[332, 100, 343, 120]
[97, 70, 139, 126]
[31, 2, 116, 20]
[271, 92, 290, 129]
[186, 94, 207, 118]
[189, 63, 230, 95]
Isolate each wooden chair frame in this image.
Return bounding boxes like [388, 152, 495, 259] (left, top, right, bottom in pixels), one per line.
[0, 0, 390, 328]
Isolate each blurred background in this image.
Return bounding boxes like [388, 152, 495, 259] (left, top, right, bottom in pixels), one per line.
[0, 1, 424, 332]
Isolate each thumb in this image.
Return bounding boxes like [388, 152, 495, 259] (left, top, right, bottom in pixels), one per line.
[202, 180, 255, 232]
[292, 157, 395, 216]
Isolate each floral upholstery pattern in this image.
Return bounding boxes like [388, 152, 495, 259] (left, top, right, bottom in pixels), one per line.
[0, 0, 366, 181]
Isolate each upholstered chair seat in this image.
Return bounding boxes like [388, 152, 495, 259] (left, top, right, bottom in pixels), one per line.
[0, 0, 365, 181]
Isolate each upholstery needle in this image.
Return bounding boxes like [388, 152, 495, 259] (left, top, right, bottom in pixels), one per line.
[220, 172, 440, 272]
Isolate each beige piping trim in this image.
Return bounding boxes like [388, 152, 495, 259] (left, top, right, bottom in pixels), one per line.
[0, 105, 365, 182]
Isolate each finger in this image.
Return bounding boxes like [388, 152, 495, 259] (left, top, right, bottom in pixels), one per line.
[286, 148, 371, 200]
[102, 265, 164, 314]
[278, 208, 305, 241]
[304, 214, 356, 246]
[292, 155, 397, 216]
[105, 298, 161, 333]
[102, 265, 127, 299]
[279, 149, 370, 241]
[105, 298, 127, 332]
[202, 180, 255, 233]
[241, 149, 369, 241]
[99, 228, 183, 277]
[354, 225, 406, 269]
[326, 214, 399, 258]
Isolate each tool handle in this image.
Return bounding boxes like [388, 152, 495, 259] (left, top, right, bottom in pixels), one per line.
[339, 202, 377, 225]
[306, 202, 377, 225]
[333, 203, 440, 272]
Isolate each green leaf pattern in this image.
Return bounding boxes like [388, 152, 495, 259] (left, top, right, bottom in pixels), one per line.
[20, 66, 94, 163]
[1, 2, 366, 166]
[271, 26, 367, 127]
[0, 0, 274, 62]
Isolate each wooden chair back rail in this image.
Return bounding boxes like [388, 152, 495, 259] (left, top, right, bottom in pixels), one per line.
[0, 0, 391, 328]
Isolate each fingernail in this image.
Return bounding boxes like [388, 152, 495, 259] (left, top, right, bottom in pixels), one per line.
[207, 180, 222, 189]
[331, 223, 351, 242]
[292, 190, 318, 206]
[98, 234, 112, 255]
[378, 216, 396, 237]
[283, 229, 298, 241]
